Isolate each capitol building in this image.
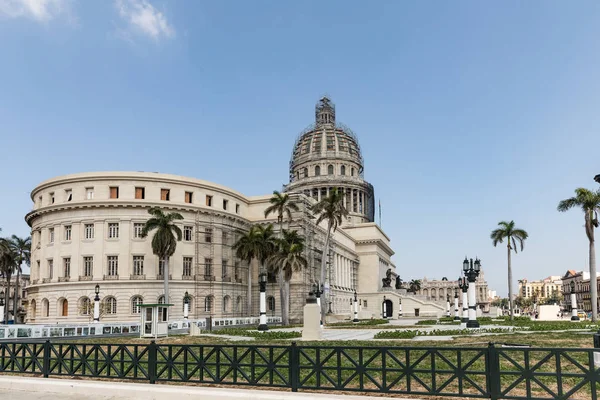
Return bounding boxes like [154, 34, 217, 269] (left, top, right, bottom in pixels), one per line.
[25, 97, 445, 324]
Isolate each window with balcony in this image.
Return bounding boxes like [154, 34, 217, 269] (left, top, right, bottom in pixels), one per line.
[84, 224, 94, 240]
[64, 225, 72, 241]
[133, 256, 144, 276]
[63, 258, 71, 278]
[83, 256, 93, 277]
[107, 256, 118, 276]
[204, 258, 213, 278]
[133, 223, 144, 238]
[184, 226, 193, 241]
[183, 257, 192, 277]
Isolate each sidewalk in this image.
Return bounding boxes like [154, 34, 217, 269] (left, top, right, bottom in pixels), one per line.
[0, 376, 421, 400]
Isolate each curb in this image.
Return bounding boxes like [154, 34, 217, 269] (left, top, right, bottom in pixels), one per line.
[0, 376, 420, 400]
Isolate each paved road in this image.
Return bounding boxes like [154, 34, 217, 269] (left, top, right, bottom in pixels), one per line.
[1, 389, 125, 400]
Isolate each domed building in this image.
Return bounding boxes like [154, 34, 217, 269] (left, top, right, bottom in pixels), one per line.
[23, 98, 446, 325]
[285, 97, 375, 225]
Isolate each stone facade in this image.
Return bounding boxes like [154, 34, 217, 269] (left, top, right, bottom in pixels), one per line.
[0, 274, 30, 323]
[417, 271, 490, 312]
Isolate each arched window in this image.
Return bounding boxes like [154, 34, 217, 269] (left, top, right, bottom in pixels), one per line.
[80, 297, 91, 316]
[267, 296, 275, 312]
[351, 168, 355, 176]
[223, 296, 231, 313]
[303, 167, 308, 178]
[158, 295, 165, 304]
[327, 165, 334, 175]
[105, 297, 117, 315]
[431, 289, 436, 298]
[204, 296, 213, 312]
[315, 166, 321, 176]
[58, 298, 68, 317]
[341, 166, 346, 176]
[30, 299, 37, 318]
[131, 296, 143, 314]
[42, 298, 49, 317]
[236, 296, 243, 313]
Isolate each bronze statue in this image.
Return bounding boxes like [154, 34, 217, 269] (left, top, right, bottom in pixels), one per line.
[395, 276, 402, 289]
[382, 268, 393, 288]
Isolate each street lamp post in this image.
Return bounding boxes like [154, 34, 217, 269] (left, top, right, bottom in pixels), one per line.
[0, 290, 4, 325]
[258, 272, 268, 331]
[446, 294, 451, 317]
[353, 291, 359, 322]
[454, 288, 460, 321]
[458, 277, 469, 329]
[314, 283, 323, 327]
[463, 257, 481, 328]
[570, 281, 580, 321]
[93, 284, 100, 323]
[398, 297, 403, 318]
[183, 291, 190, 320]
[382, 296, 387, 319]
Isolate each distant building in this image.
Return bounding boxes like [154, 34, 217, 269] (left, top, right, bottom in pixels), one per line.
[562, 270, 600, 312]
[518, 276, 562, 301]
[417, 271, 490, 311]
[0, 274, 30, 323]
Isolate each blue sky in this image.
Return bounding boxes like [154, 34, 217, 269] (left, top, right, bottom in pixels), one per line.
[1, 1, 599, 295]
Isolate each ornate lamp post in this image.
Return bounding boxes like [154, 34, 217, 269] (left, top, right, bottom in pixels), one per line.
[258, 272, 268, 331]
[570, 281, 580, 321]
[453, 288, 460, 321]
[353, 291, 359, 323]
[398, 297, 403, 318]
[382, 295, 387, 319]
[0, 290, 5, 324]
[458, 276, 469, 328]
[314, 283, 323, 327]
[93, 284, 100, 323]
[446, 294, 451, 317]
[463, 257, 481, 328]
[183, 291, 190, 320]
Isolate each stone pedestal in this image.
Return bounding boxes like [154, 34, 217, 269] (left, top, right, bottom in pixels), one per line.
[303, 301, 322, 341]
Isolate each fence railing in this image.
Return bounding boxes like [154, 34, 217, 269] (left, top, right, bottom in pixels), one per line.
[1, 341, 599, 399]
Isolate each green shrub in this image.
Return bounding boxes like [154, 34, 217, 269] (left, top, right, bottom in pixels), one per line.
[374, 330, 418, 339]
[204, 328, 301, 339]
[416, 320, 438, 325]
[329, 319, 389, 327]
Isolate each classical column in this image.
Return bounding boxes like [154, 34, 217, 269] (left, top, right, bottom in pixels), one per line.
[398, 298, 403, 318]
[316, 285, 323, 327]
[446, 295, 451, 317]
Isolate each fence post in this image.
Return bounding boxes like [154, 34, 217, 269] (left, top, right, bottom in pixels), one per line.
[486, 342, 500, 400]
[148, 340, 157, 384]
[290, 342, 299, 392]
[42, 340, 51, 378]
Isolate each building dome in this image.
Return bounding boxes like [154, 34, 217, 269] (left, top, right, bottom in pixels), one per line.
[285, 97, 374, 225]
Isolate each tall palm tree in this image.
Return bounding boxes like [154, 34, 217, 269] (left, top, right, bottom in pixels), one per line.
[558, 188, 600, 322]
[9, 235, 31, 319]
[141, 207, 183, 314]
[264, 191, 299, 320]
[408, 279, 421, 294]
[0, 240, 17, 323]
[490, 220, 529, 322]
[311, 188, 348, 317]
[268, 230, 308, 325]
[233, 224, 277, 316]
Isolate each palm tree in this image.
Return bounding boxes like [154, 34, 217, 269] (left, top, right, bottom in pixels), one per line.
[140, 207, 183, 314]
[311, 188, 348, 316]
[233, 224, 277, 316]
[268, 230, 308, 325]
[558, 188, 600, 322]
[0, 240, 17, 323]
[490, 220, 529, 322]
[408, 279, 421, 294]
[8, 235, 31, 319]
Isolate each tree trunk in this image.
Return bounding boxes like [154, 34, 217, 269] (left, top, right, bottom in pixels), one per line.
[283, 279, 290, 326]
[507, 244, 513, 322]
[247, 260, 252, 317]
[163, 257, 169, 320]
[13, 266, 20, 322]
[590, 232, 597, 322]
[278, 269, 287, 325]
[320, 221, 332, 320]
[4, 275, 11, 323]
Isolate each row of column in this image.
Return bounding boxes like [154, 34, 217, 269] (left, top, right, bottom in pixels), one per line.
[335, 254, 354, 289]
[306, 186, 368, 215]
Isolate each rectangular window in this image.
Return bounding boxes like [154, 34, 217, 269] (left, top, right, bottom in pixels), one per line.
[50, 192, 55, 204]
[107, 256, 118, 276]
[109, 187, 119, 199]
[204, 258, 213, 277]
[206, 195, 213, 207]
[65, 189, 72, 202]
[183, 257, 192, 277]
[222, 231, 228, 245]
[234, 262, 240, 282]
[205, 228, 212, 243]
[86, 187, 94, 200]
[108, 223, 119, 239]
[83, 256, 93, 277]
[49, 228, 55, 243]
[223, 199, 228, 210]
[184, 226, 193, 241]
[222, 260, 228, 278]
[64, 225, 72, 241]
[135, 187, 145, 199]
[48, 259, 54, 279]
[160, 189, 170, 201]
[36, 260, 40, 277]
[185, 191, 193, 204]
[235, 204, 240, 214]
[133, 223, 144, 238]
[133, 256, 144, 276]
[363, 300, 368, 308]
[63, 258, 71, 277]
[158, 259, 166, 276]
[84, 224, 94, 240]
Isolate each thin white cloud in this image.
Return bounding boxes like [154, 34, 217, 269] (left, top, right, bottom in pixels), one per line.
[115, 0, 174, 40]
[0, 0, 70, 22]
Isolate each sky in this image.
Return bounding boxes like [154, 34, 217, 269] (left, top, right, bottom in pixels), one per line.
[1, 1, 599, 296]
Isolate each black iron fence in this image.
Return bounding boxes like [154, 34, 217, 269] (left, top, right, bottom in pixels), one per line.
[1, 341, 599, 399]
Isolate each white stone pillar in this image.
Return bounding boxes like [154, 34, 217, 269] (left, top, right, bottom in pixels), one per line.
[353, 294, 359, 322]
[184, 303, 189, 320]
[454, 295, 460, 320]
[93, 294, 100, 323]
[467, 283, 478, 328]
[398, 299, 403, 318]
[0, 304, 4, 324]
[461, 290, 468, 329]
[446, 299, 450, 317]
[382, 298, 387, 319]
[258, 276, 268, 331]
[571, 292, 579, 321]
